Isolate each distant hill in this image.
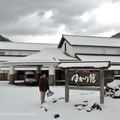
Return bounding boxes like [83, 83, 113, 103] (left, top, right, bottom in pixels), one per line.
[0, 35, 12, 42]
[111, 32, 120, 38]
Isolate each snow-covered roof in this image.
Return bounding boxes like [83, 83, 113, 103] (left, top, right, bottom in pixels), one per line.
[3, 48, 77, 66]
[59, 61, 109, 69]
[109, 66, 120, 70]
[0, 41, 57, 51]
[58, 34, 120, 48]
[1, 67, 49, 71]
[0, 56, 21, 62]
[76, 54, 120, 63]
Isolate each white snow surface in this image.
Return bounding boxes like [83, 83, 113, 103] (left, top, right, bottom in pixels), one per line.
[0, 81, 120, 120]
[63, 34, 120, 47]
[0, 56, 21, 62]
[3, 48, 77, 66]
[77, 54, 120, 63]
[59, 62, 109, 68]
[107, 81, 120, 89]
[0, 41, 57, 51]
[109, 66, 120, 70]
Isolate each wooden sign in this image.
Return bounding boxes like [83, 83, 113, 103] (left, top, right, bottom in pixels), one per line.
[69, 71, 100, 86]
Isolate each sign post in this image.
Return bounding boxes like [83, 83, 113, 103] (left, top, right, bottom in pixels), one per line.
[100, 69, 104, 104]
[65, 69, 69, 102]
[59, 61, 110, 104]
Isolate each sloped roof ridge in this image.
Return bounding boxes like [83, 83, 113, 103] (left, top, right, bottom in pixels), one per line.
[0, 41, 57, 45]
[62, 34, 120, 40]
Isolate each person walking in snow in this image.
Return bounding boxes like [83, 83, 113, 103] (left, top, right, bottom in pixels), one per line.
[39, 74, 49, 104]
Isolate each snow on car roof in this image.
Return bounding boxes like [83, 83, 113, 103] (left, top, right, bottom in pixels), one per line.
[114, 75, 120, 77]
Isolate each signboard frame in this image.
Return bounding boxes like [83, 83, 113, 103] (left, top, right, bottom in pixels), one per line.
[65, 69, 105, 104]
[59, 61, 110, 104]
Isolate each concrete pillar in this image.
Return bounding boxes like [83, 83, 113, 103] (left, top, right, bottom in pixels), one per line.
[49, 65, 55, 86]
[9, 65, 15, 84]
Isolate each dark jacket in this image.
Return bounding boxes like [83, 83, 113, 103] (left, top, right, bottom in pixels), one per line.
[39, 77, 49, 92]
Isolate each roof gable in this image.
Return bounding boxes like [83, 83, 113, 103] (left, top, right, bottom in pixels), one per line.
[58, 34, 120, 48]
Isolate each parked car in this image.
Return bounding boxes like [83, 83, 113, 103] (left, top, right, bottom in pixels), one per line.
[24, 71, 37, 84]
[104, 75, 120, 98]
[113, 75, 120, 86]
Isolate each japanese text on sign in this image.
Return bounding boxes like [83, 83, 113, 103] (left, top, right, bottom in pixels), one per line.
[71, 73, 96, 84]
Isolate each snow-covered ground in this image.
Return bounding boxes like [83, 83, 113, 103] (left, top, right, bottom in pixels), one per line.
[0, 81, 120, 120]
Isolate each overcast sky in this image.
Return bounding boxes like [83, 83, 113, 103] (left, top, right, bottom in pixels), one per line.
[0, 0, 120, 43]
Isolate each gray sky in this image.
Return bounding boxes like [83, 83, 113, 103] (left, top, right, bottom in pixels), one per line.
[0, 0, 120, 43]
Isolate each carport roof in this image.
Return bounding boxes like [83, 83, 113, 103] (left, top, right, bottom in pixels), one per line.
[3, 48, 78, 66]
[0, 56, 21, 62]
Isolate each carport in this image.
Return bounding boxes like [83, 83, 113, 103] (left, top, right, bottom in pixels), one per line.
[2, 48, 77, 85]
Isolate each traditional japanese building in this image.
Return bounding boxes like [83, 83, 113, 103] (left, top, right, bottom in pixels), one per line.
[0, 41, 57, 81]
[1, 34, 120, 85]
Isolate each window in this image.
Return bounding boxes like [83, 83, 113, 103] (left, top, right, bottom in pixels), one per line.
[65, 43, 67, 53]
[0, 51, 5, 55]
[9, 51, 12, 55]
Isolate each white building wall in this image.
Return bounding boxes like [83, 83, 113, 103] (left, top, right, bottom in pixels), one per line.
[61, 42, 65, 52]
[73, 46, 120, 55]
[61, 41, 74, 57]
